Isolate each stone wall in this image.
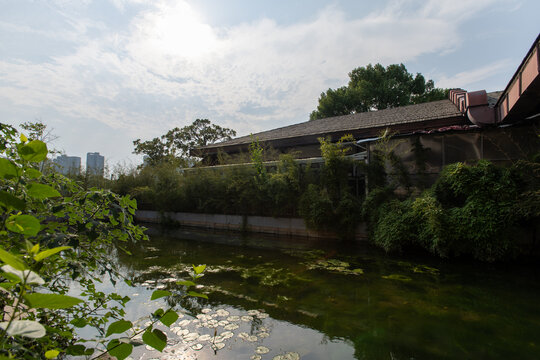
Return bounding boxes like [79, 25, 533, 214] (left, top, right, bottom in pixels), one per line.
[135, 210, 367, 241]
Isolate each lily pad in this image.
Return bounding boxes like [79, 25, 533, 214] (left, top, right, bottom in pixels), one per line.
[413, 265, 440, 275]
[224, 323, 239, 331]
[198, 334, 212, 342]
[273, 352, 300, 360]
[220, 331, 234, 339]
[256, 346, 270, 354]
[382, 274, 412, 282]
[212, 342, 226, 350]
[183, 332, 199, 342]
[304, 259, 363, 275]
[216, 309, 229, 317]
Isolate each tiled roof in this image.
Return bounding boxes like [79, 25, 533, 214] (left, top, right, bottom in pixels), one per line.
[201, 99, 464, 150]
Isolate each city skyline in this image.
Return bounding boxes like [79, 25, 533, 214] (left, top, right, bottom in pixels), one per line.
[54, 151, 106, 172]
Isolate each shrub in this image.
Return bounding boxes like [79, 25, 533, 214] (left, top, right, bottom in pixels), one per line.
[366, 159, 539, 261]
[371, 199, 417, 252]
[411, 192, 451, 257]
[299, 184, 334, 231]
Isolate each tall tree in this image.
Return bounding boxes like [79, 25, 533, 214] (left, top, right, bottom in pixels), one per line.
[20, 121, 60, 172]
[133, 119, 236, 166]
[310, 63, 447, 120]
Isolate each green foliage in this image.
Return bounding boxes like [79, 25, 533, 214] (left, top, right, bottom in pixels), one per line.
[113, 150, 310, 218]
[309, 86, 366, 120]
[0, 123, 207, 359]
[133, 118, 236, 166]
[249, 136, 267, 182]
[298, 136, 361, 238]
[371, 199, 417, 252]
[118, 135, 362, 238]
[359, 129, 415, 192]
[106, 320, 133, 337]
[151, 290, 172, 300]
[310, 63, 447, 120]
[142, 328, 167, 351]
[24, 293, 84, 309]
[364, 159, 540, 261]
[299, 184, 334, 231]
[411, 193, 449, 256]
[265, 154, 302, 216]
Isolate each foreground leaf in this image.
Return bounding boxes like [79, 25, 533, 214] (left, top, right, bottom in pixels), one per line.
[45, 350, 60, 359]
[18, 140, 48, 162]
[34, 246, 71, 262]
[0, 248, 26, 270]
[25, 168, 42, 179]
[27, 183, 61, 200]
[151, 290, 171, 300]
[142, 329, 167, 351]
[65, 345, 86, 356]
[6, 214, 41, 237]
[70, 318, 87, 328]
[176, 280, 196, 287]
[159, 310, 179, 327]
[0, 191, 26, 211]
[107, 339, 133, 360]
[187, 291, 208, 299]
[106, 320, 132, 337]
[193, 264, 206, 275]
[0, 320, 46, 338]
[25, 293, 83, 309]
[0, 158, 19, 179]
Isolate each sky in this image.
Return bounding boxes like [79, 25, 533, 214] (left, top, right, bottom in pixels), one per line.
[1, 0, 539, 170]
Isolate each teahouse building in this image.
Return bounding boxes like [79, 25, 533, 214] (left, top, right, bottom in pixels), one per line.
[194, 34, 540, 188]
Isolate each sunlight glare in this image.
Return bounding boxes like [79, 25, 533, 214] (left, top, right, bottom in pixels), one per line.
[148, 1, 218, 59]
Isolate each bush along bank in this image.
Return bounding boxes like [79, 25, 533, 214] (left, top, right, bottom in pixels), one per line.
[114, 134, 539, 261]
[114, 136, 363, 239]
[364, 159, 540, 262]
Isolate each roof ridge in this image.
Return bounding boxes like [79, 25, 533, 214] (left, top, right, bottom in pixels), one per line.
[199, 99, 463, 150]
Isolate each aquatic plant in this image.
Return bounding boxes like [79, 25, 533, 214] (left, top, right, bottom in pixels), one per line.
[304, 258, 364, 275]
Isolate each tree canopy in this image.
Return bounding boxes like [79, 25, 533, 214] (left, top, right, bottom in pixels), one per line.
[310, 63, 447, 120]
[133, 119, 236, 166]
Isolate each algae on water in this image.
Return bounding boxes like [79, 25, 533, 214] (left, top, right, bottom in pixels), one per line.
[304, 258, 363, 275]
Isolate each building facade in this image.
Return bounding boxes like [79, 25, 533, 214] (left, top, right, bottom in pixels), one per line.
[194, 34, 540, 169]
[53, 155, 81, 176]
[86, 152, 105, 176]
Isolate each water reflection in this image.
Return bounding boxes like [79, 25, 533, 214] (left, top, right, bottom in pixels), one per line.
[111, 225, 540, 360]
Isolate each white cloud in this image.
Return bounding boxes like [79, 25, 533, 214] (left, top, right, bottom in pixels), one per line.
[0, 0, 513, 163]
[435, 59, 514, 90]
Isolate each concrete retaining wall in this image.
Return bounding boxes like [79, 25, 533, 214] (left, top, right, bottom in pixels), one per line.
[135, 210, 367, 241]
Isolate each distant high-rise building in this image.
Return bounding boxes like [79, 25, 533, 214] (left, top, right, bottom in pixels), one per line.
[86, 152, 105, 176]
[53, 155, 81, 176]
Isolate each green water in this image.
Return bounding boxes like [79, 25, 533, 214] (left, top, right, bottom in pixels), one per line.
[112, 225, 540, 359]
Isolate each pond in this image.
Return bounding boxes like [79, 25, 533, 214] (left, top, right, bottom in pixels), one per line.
[105, 225, 540, 360]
